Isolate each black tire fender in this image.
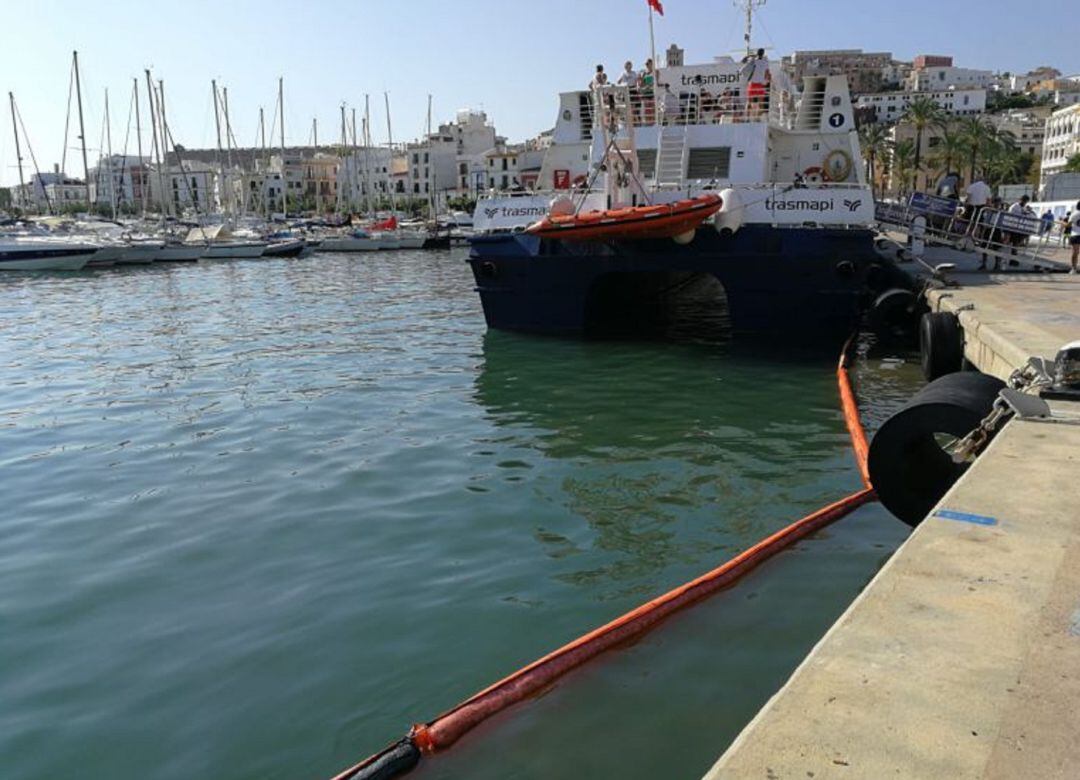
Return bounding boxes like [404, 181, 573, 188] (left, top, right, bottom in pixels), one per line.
[869, 287, 923, 343]
[868, 372, 1005, 527]
[919, 311, 964, 381]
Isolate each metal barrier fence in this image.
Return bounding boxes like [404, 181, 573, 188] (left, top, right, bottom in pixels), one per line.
[875, 192, 1057, 264]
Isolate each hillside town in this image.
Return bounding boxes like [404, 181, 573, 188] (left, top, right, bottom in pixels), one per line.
[4, 49, 1079, 218]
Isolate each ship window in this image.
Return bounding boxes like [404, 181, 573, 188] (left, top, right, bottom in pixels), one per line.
[686, 147, 731, 179]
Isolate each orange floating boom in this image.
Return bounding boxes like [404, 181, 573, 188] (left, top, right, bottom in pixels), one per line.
[331, 334, 877, 780]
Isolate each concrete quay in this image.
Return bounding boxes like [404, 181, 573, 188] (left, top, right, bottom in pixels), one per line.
[704, 273, 1080, 779]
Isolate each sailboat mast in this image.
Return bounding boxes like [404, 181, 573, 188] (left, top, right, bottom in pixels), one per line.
[72, 51, 91, 208]
[133, 79, 146, 217]
[312, 116, 320, 214]
[259, 106, 267, 218]
[351, 106, 359, 215]
[211, 80, 224, 214]
[223, 86, 239, 215]
[104, 88, 116, 219]
[383, 91, 397, 216]
[426, 93, 437, 221]
[363, 94, 372, 216]
[158, 79, 179, 217]
[144, 71, 164, 217]
[339, 103, 347, 213]
[278, 76, 286, 218]
[8, 92, 26, 207]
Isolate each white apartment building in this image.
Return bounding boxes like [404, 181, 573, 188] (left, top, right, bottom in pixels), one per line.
[988, 110, 1049, 156]
[1040, 104, 1080, 185]
[856, 88, 986, 123]
[12, 170, 88, 211]
[87, 155, 152, 210]
[908, 65, 996, 92]
[336, 147, 394, 209]
[484, 145, 523, 191]
[146, 161, 217, 212]
[406, 110, 497, 198]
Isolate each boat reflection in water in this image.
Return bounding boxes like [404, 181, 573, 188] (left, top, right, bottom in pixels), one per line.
[471, 325, 859, 591]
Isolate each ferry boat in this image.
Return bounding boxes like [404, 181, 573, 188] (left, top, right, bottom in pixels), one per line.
[467, 26, 884, 341]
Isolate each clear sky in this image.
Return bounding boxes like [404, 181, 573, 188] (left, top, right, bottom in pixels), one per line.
[1, 0, 1076, 186]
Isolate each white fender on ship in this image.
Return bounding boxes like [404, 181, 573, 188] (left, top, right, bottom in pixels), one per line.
[714, 188, 744, 235]
[548, 195, 575, 218]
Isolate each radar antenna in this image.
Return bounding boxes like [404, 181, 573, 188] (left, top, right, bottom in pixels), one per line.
[735, 0, 767, 57]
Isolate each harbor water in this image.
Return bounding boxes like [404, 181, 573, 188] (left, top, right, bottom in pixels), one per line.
[1, 250, 914, 780]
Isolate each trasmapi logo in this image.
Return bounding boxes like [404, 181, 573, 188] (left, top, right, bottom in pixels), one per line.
[680, 73, 740, 87]
[764, 198, 863, 213]
[483, 205, 548, 219]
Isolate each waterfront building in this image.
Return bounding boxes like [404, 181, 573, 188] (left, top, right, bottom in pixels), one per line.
[405, 110, 498, 198]
[1030, 78, 1080, 106]
[1039, 103, 1080, 186]
[11, 169, 87, 211]
[781, 49, 893, 94]
[336, 146, 394, 209]
[268, 152, 341, 211]
[855, 88, 986, 123]
[145, 161, 217, 212]
[907, 57, 996, 92]
[988, 109, 1051, 157]
[87, 155, 152, 211]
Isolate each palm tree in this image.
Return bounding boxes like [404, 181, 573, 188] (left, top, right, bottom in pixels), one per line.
[858, 123, 890, 199]
[928, 125, 966, 181]
[957, 117, 994, 184]
[890, 139, 917, 196]
[901, 97, 947, 191]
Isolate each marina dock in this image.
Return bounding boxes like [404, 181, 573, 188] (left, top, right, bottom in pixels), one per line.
[704, 272, 1080, 779]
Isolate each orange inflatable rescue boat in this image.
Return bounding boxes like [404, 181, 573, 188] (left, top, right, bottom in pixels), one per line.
[525, 193, 723, 242]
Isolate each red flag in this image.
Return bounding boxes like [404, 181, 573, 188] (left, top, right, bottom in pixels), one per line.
[647, 0, 663, 15]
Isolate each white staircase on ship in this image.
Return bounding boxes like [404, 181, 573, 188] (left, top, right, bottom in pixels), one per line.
[654, 125, 689, 187]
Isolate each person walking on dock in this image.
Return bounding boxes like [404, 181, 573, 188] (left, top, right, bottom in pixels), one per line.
[1069, 203, 1080, 273]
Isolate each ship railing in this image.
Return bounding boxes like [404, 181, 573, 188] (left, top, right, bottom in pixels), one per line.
[874, 192, 1056, 264]
[590, 83, 780, 132]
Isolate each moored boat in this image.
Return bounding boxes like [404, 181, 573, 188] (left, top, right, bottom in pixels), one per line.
[262, 238, 306, 257]
[467, 14, 884, 341]
[0, 239, 98, 271]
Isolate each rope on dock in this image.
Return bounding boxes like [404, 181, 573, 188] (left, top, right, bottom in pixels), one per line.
[330, 337, 876, 780]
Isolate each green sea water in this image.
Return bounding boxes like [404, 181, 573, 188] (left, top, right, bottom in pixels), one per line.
[0, 250, 917, 779]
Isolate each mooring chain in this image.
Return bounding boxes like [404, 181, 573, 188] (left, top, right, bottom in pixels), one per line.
[950, 368, 1049, 464]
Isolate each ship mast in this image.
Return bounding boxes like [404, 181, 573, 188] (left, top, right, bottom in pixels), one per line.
[736, 0, 766, 57]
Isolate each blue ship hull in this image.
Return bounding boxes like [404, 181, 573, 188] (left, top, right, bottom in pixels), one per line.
[468, 226, 884, 342]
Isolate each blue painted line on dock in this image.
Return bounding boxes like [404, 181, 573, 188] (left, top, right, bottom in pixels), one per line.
[934, 509, 999, 526]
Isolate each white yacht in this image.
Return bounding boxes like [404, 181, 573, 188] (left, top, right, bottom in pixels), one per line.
[0, 238, 99, 271]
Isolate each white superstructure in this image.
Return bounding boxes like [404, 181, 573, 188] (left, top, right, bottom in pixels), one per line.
[474, 44, 874, 233]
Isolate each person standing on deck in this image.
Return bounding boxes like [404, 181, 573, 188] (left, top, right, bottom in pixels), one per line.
[618, 61, 641, 123]
[740, 48, 770, 118]
[1069, 203, 1080, 273]
[590, 65, 608, 90]
[640, 59, 657, 124]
